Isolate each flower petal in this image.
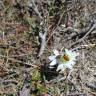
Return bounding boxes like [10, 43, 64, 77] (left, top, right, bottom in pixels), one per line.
[65, 49, 70, 55]
[71, 52, 77, 59]
[50, 59, 57, 66]
[53, 49, 59, 56]
[65, 62, 73, 69]
[57, 64, 65, 71]
[49, 66, 54, 69]
[48, 55, 56, 61]
[70, 61, 76, 66]
[65, 49, 77, 61]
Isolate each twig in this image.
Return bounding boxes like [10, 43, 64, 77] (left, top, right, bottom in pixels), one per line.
[38, 31, 47, 57]
[30, 0, 42, 19]
[67, 93, 87, 96]
[10, 54, 31, 57]
[46, 11, 65, 43]
[86, 83, 96, 90]
[0, 54, 37, 68]
[20, 84, 30, 96]
[71, 44, 96, 51]
[46, 7, 74, 43]
[2, 79, 18, 85]
[70, 23, 96, 47]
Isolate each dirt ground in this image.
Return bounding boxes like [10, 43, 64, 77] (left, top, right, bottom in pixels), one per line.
[0, 0, 96, 96]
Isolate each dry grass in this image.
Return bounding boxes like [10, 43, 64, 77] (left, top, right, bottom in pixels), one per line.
[0, 0, 96, 96]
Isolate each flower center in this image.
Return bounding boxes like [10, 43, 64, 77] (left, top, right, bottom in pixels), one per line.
[63, 55, 70, 61]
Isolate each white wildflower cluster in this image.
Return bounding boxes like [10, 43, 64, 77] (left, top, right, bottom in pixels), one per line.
[48, 49, 79, 72]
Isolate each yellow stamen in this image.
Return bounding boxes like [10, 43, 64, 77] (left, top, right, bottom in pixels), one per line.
[63, 55, 70, 61]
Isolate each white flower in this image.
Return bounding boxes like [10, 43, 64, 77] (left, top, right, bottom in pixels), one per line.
[48, 49, 78, 72]
[48, 49, 59, 66]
